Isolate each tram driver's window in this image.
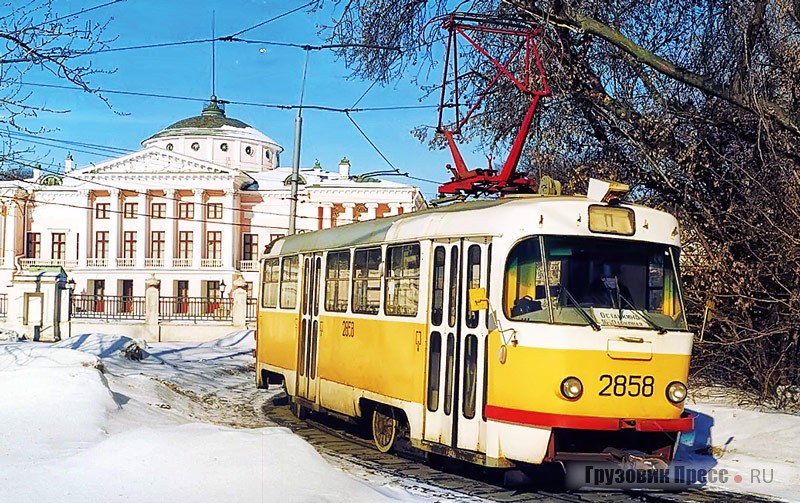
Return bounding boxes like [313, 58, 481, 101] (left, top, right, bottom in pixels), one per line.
[261, 258, 279, 308]
[279, 256, 299, 309]
[504, 238, 548, 321]
[385, 243, 420, 316]
[352, 247, 382, 314]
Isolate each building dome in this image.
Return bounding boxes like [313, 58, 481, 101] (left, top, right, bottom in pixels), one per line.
[142, 96, 283, 172]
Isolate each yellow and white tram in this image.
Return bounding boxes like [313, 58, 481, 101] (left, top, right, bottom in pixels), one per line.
[256, 189, 693, 468]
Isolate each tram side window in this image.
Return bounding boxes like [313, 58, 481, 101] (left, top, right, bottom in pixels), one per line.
[427, 332, 442, 412]
[463, 334, 478, 419]
[385, 243, 420, 316]
[325, 250, 351, 312]
[448, 246, 460, 327]
[353, 247, 382, 314]
[260, 258, 279, 308]
[466, 245, 482, 328]
[280, 256, 299, 309]
[431, 246, 446, 326]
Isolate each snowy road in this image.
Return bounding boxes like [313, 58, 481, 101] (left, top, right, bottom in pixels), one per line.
[1, 331, 796, 502]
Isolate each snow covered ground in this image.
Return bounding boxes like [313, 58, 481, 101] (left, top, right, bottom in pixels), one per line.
[1, 331, 798, 502]
[0, 332, 428, 503]
[677, 389, 800, 501]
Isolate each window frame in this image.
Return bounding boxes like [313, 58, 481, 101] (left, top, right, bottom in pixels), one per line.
[123, 202, 138, 219]
[51, 232, 67, 260]
[260, 258, 280, 308]
[150, 230, 165, 259]
[384, 242, 421, 317]
[351, 247, 382, 315]
[178, 231, 193, 259]
[178, 202, 194, 220]
[324, 249, 351, 313]
[95, 231, 109, 258]
[206, 202, 223, 220]
[279, 256, 300, 309]
[151, 202, 167, 219]
[95, 202, 110, 220]
[206, 231, 222, 259]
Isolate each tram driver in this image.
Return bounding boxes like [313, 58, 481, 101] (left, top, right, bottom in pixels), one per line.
[582, 261, 631, 308]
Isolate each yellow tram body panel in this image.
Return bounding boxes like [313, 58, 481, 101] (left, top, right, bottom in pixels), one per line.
[486, 331, 692, 426]
[257, 311, 299, 372]
[258, 310, 428, 406]
[316, 315, 427, 404]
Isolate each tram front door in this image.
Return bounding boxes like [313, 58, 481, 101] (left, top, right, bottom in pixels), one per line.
[297, 253, 322, 405]
[423, 238, 490, 455]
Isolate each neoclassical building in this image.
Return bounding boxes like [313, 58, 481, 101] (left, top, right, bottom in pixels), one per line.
[0, 97, 425, 308]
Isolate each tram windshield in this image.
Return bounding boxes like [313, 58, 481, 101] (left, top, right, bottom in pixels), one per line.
[504, 236, 688, 331]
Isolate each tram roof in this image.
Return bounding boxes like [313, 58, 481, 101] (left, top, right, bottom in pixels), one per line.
[271, 195, 679, 255]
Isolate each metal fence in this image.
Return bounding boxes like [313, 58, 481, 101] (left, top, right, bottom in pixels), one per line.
[71, 294, 146, 320]
[0, 293, 7, 318]
[246, 297, 257, 322]
[159, 297, 233, 322]
[69, 294, 245, 323]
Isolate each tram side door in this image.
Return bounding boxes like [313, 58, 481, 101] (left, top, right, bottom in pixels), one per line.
[423, 240, 460, 445]
[455, 238, 490, 453]
[297, 253, 323, 404]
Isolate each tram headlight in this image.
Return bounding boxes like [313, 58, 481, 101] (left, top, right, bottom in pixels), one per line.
[666, 381, 688, 404]
[560, 376, 583, 400]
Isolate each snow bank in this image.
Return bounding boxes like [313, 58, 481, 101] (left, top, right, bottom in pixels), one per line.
[54, 333, 149, 360]
[0, 345, 117, 466]
[678, 403, 800, 501]
[5, 424, 418, 503]
[0, 335, 427, 503]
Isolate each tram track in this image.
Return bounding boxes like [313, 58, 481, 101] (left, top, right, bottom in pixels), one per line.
[259, 395, 781, 503]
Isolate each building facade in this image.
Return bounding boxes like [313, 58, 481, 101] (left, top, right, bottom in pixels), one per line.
[0, 97, 425, 334]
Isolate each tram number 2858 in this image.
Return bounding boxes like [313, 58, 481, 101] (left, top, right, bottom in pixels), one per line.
[598, 374, 654, 397]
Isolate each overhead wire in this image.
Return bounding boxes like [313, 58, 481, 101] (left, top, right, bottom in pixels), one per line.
[224, 1, 316, 39]
[18, 82, 442, 113]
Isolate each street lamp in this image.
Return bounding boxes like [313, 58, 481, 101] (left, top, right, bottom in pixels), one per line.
[66, 278, 76, 291]
[220, 280, 226, 297]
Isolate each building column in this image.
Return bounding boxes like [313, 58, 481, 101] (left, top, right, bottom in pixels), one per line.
[78, 190, 91, 268]
[2, 199, 18, 269]
[136, 190, 149, 268]
[401, 203, 414, 214]
[387, 202, 401, 217]
[165, 189, 176, 268]
[321, 203, 333, 230]
[342, 202, 355, 225]
[365, 202, 378, 221]
[109, 189, 120, 267]
[192, 189, 204, 269]
[223, 189, 236, 269]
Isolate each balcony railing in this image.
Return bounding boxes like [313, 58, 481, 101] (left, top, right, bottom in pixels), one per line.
[144, 258, 165, 268]
[0, 293, 7, 318]
[116, 258, 136, 268]
[71, 294, 146, 320]
[20, 258, 78, 269]
[238, 260, 258, 271]
[201, 258, 223, 268]
[159, 296, 232, 322]
[86, 258, 108, 267]
[173, 258, 192, 268]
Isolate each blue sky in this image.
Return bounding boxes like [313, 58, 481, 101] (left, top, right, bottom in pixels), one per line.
[11, 0, 468, 198]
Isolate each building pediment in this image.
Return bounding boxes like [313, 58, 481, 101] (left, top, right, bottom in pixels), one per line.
[73, 147, 244, 177]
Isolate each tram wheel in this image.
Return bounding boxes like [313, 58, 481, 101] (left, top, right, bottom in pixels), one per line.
[371, 405, 397, 453]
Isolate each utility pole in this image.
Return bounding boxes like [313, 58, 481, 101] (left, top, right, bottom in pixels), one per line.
[288, 50, 310, 235]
